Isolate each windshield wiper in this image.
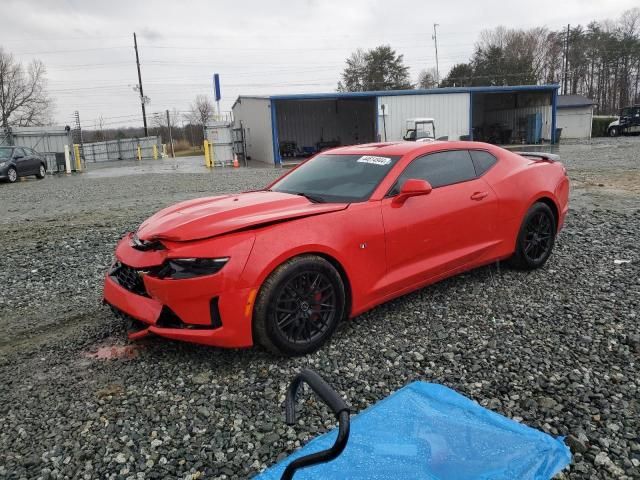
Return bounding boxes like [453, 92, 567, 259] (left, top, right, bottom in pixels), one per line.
[294, 192, 326, 203]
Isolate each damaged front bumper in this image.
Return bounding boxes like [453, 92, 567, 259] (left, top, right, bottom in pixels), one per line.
[102, 232, 257, 348]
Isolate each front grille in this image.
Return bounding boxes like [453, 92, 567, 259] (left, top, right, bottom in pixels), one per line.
[110, 262, 148, 296]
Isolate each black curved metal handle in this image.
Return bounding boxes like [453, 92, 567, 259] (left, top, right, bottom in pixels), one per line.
[281, 369, 350, 480]
[285, 369, 348, 424]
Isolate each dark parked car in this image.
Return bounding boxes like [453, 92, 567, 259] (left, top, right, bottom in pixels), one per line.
[0, 146, 47, 183]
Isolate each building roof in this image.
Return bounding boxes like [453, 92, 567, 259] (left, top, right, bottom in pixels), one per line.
[557, 95, 595, 109]
[232, 85, 560, 109]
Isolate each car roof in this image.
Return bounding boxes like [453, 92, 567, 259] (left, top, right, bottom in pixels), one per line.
[324, 141, 497, 157]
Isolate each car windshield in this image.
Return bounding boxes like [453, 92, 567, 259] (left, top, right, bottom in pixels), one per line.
[0, 147, 12, 160]
[270, 153, 401, 203]
[415, 122, 435, 139]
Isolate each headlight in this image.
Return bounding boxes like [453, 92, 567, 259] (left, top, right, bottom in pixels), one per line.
[0, 162, 6, 168]
[156, 257, 229, 279]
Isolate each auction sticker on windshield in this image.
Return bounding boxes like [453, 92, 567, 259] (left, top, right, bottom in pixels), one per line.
[357, 155, 392, 166]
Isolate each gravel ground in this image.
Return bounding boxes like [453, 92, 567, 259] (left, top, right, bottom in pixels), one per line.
[0, 138, 639, 479]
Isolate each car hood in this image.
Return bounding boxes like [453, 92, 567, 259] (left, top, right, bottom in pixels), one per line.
[136, 191, 349, 242]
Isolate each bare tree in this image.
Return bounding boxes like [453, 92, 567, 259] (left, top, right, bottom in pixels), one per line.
[0, 48, 52, 128]
[417, 68, 438, 89]
[189, 94, 214, 127]
[95, 115, 106, 141]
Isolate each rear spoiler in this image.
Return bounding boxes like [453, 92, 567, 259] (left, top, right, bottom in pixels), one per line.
[516, 151, 560, 163]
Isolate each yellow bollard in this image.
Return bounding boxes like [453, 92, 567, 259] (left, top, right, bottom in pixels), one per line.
[152, 144, 158, 160]
[137, 145, 142, 161]
[209, 143, 215, 168]
[73, 144, 82, 171]
[203, 140, 211, 168]
[162, 144, 167, 157]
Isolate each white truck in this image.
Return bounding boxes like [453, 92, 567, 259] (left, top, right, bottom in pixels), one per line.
[607, 105, 640, 137]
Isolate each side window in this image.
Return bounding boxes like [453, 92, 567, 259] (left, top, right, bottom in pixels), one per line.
[13, 148, 25, 158]
[393, 150, 477, 192]
[23, 147, 35, 155]
[469, 150, 497, 176]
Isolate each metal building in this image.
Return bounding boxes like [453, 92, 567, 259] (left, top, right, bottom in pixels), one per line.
[232, 85, 559, 165]
[556, 95, 595, 139]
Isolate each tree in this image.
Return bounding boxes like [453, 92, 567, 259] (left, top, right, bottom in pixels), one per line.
[337, 49, 367, 92]
[417, 68, 438, 89]
[338, 45, 413, 91]
[188, 94, 214, 127]
[441, 63, 475, 87]
[94, 115, 106, 142]
[0, 48, 52, 128]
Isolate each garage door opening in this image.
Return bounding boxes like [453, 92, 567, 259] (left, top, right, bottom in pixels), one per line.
[273, 97, 377, 164]
[471, 90, 555, 145]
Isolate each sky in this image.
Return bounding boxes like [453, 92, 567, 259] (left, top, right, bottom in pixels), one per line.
[1, 0, 637, 130]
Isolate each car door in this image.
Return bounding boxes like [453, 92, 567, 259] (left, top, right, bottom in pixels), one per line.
[377, 149, 499, 296]
[20, 147, 37, 174]
[632, 107, 640, 129]
[12, 148, 29, 175]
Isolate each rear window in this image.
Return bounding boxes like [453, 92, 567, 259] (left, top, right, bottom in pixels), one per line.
[271, 154, 401, 203]
[393, 150, 477, 191]
[470, 150, 497, 176]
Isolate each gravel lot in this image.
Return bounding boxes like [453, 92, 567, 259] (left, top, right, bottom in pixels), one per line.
[1, 138, 639, 479]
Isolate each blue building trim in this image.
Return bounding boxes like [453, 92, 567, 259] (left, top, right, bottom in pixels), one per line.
[468, 93, 474, 140]
[270, 99, 281, 166]
[551, 88, 558, 144]
[375, 97, 380, 141]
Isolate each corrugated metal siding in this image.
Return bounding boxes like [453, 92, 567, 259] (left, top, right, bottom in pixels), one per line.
[557, 107, 593, 138]
[1, 126, 72, 153]
[377, 93, 470, 141]
[232, 97, 273, 164]
[275, 98, 376, 148]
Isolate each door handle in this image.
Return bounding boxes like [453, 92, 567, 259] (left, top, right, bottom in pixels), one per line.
[470, 191, 489, 200]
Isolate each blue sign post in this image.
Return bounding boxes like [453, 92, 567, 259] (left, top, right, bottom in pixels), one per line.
[213, 73, 221, 117]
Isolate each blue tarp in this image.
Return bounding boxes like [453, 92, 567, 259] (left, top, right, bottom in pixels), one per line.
[256, 382, 571, 479]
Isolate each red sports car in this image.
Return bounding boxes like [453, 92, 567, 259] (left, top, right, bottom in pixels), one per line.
[103, 141, 569, 356]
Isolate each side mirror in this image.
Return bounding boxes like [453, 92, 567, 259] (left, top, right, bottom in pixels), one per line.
[403, 129, 416, 141]
[13, 154, 23, 160]
[392, 178, 432, 205]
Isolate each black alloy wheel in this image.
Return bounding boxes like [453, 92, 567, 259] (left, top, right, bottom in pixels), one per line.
[509, 202, 557, 270]
[254, 255, 345, 356]
[274, 271, 336, 345]
[522, 210, 554, 263]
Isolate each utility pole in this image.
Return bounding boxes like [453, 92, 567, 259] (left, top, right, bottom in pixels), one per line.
[134, 32, 148, 136]
[166, 109, 175, 158]
[563, 24, 570, 95]
[432, 24, 440, 87]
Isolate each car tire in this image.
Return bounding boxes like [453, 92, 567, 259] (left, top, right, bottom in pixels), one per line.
[608, 127, 618, 137]
[508, 202, 557, 270]
[253, 255, 346, 356]
[7, 166, 18, 183]
[36, 163, 46, 179]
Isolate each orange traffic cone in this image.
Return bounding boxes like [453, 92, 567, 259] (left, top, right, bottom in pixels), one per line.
[233, 154, 239, 168]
